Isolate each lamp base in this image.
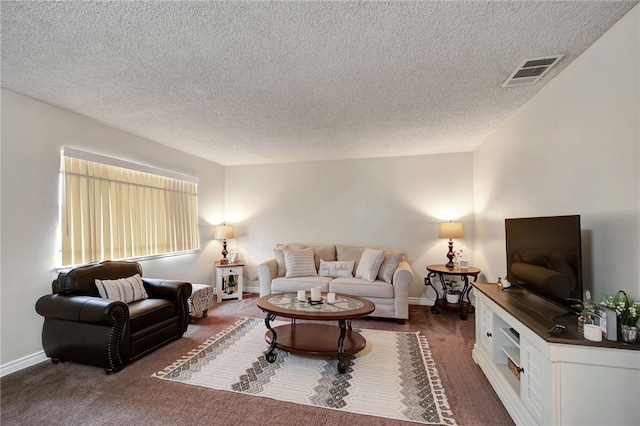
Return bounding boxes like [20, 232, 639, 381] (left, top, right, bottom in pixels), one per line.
[219, 258, 229, 265]
[445, 239, 455, 269]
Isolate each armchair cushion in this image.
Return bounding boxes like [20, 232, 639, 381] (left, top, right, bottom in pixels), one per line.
[95, 274, 148, 303]
[128, 299, 176, 332]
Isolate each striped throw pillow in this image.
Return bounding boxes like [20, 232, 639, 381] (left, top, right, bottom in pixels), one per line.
[355, 247, 386, 282]
[284, 248, 318, 278]
[95, 274, 148, 303]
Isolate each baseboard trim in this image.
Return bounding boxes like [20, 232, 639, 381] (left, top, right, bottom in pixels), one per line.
[409, 296, 435, 306]
[0, 351, 48, 378]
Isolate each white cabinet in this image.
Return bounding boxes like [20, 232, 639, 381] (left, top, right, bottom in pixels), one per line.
[476, 301, 493, 360]
[215, 262, 244, 301]
[472, 283, 640, 426]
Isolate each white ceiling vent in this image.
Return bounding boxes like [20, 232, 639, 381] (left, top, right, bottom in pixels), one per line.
[502, 55, 565, 87]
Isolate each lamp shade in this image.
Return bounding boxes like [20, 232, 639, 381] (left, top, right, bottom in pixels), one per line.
[439, 222, 464, 239]
[214, 225, 234, 240]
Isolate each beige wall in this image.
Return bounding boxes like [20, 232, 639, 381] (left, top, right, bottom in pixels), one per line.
[224, 154, 474, 299]
[0, 89, 226, 366]
[473, 5, 639, 299]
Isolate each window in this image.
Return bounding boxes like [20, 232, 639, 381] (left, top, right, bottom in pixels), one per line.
[60, 148, 199, 266]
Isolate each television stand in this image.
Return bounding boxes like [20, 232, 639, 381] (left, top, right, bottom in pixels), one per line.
[551, 310, 577, 322]
[472, 282, 639, 426]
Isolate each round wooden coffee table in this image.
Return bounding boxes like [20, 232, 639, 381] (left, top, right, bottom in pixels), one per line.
[256, 293, 375, 373]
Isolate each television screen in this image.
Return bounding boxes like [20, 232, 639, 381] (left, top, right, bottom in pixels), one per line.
[505, 215, 583, 310]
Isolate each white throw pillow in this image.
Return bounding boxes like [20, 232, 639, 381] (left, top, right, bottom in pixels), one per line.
[274, 243, 306, 277]
[95, 274, 148, 303]
[318, 259, 355, 278]
[355, 248, 385, 282]
[284, 248, 318, 278]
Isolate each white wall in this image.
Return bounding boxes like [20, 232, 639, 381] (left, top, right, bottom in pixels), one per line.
[224, 154, 475, 299]
[3, 4, 637, 371]
[0, 89, 226, 366]
[473, 5, 639, 299]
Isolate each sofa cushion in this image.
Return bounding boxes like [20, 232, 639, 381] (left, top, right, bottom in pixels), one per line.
[377, 250, 405, 283]
[319, 259, 354, 278]
[355, 248, 385, 282]
[336, 244, 366, 271]
[330, 277, 394, 299]
[128, 298, 176, 332]
[313, 245, 336, 270]
[284, 247, 318, 278]
[274, 243, 306, 277]
[95, 274, 148, 303]
[271, 276, 332, 293]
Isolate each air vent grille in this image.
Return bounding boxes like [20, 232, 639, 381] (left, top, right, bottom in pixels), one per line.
[502, 55, 565, 87]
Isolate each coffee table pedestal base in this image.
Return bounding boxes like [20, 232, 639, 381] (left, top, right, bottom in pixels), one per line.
[265, 323, 366, 373]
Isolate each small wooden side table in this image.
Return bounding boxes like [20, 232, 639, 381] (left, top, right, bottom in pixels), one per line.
[425, 264, 481, 320]
[215, 261, 244, 302]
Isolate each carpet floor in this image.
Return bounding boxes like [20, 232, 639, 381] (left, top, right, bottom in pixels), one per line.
[1, 294, 514, 426]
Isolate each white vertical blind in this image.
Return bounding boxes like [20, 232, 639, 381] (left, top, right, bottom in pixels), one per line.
[60, 149, 199, 266]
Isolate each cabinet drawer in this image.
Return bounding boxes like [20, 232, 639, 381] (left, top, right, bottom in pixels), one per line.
[218, 266, 242, 276]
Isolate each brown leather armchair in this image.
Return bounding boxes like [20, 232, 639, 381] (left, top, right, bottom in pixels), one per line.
[35, 261, 192, 373]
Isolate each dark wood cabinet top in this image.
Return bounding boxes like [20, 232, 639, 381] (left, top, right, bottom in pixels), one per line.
[472, 282, 639, 351]
[427, 264, 481, 276]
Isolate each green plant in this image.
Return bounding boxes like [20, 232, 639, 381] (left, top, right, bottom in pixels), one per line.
[599, 291, 640, 327]
[227, 276, 236, 288]
[567, 290, 598, 317]
[446, 282, 462, 295]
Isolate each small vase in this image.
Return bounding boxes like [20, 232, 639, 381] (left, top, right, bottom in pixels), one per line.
[620, 325, 639, 343]
[446, 293, 460, 304]
[577, 315, 594, 335]
[577, 315, 584, 334]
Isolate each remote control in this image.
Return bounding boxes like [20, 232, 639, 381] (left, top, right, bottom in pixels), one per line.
[548, 324, 566, 336]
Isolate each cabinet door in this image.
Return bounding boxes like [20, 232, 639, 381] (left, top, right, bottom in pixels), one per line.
[520, 338, 549, 425]
[476, 302, 494, 359]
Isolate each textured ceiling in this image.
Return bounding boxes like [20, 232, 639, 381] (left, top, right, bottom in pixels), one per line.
[1, 1, 637, 166]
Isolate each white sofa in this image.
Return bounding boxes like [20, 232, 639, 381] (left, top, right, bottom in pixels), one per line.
[257, 243, 414, 322]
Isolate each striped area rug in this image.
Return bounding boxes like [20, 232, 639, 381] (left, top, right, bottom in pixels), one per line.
[153, 317, 457, 425]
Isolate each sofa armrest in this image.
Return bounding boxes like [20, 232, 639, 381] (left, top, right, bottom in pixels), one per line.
[143, 279, 192, 301]
[257, 259, 277, 297]
[392, 260, 414, 293]
[35, 294, 128, 326]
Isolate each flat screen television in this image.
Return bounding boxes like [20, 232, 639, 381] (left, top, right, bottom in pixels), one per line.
[505, 215, 583, 311]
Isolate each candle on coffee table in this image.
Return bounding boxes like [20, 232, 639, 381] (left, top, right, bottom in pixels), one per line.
[310, 286, 321, 302]
[297, 290, 306, 302]
[327, 292, 336, 304]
